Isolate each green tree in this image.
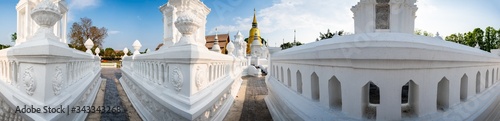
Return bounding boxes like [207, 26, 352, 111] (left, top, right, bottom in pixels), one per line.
[116, 51, 125, 57]
[445, 34, 458, 43]
[127, 51, 132, 56]
[318, 29, 344, 41]
[446, 33, 467, 45]
[485, 26, 497, 51]
[497, 28, 500, 48]
[457, 33, 465, 45]
[414, 29, 434, 37]
[473, 28, 485, 50]
[280, 41, 303, 50]
[103, 48, 116, 59]
[69, 17, 108, 52]
[11, 32, 16, 42]
[464, 32, 476, 47]
[0, 44, 11, 50]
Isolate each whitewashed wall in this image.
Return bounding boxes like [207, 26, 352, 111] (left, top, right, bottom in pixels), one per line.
[266, 33, 500, 120]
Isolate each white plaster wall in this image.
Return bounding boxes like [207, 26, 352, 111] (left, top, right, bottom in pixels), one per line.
[267, 63, 500, 120]
[265, 33, 500, 120]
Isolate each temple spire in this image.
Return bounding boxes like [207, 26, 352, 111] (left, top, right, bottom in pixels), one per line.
[294, 29, 296, 43]
[211, 28, 221, 53]
[252, 8, 258, 28]
[214, 28, 219, 45]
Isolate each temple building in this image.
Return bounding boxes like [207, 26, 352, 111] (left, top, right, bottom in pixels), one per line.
[205, 33, 230, 54]
[15, 0, 68, 45]
[246, 9, 263, 55]
[155, 33, 231, 54]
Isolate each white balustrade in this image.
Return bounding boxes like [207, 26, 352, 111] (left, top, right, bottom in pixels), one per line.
[119, 1, 244, 120]
[0, 0, 102, 120]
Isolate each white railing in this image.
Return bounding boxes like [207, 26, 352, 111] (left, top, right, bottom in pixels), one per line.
[266, 33, 500, 120]
[120, 42, 245, 120]
[0, 1, 102, 120]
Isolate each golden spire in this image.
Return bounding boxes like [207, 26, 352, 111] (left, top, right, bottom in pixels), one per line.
[252, 8, 258, 28]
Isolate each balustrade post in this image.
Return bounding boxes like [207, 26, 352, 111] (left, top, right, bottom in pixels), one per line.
[133, 40, 142, 56]
[84, 38, 94, 54]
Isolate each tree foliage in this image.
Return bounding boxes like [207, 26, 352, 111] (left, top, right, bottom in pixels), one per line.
[318, 29, 344, 41]
[0, 44, 11, 50]
[103, 48, 116, 59]
[69, 17, 108, 52]
[11, 32, 16, 42]
[414, 29, 434, 37]
[280, 41, 303, 50]
[445, 27, 500, 52]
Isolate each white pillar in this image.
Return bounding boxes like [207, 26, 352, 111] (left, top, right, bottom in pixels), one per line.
[377, 82, 401, 120]
[449, 76, 461, 107]
[341, 81, 365, 119]
[415, 81, 437, 117]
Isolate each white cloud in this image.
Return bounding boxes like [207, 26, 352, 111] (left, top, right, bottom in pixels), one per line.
[109, 30, 120, 35]
[68, 0, 101, 10]
[67, 0, 101, 23]
[211, 0, 500, 46]
[210, 0, 358, 46]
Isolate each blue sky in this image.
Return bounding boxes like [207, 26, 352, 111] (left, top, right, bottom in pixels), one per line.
[1, 0, 500, 51]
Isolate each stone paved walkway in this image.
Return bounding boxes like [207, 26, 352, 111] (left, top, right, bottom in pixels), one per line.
[475, 93, 500, 121]
[224, 76, 273, 121]
[86, 68, 141, 121]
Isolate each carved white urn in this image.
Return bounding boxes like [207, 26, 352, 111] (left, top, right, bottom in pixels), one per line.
[30, 0, 62, 41]
[174, 13, 200, 46]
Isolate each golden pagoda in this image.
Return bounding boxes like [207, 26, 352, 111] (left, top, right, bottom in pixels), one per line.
[247, 9, 262, 54]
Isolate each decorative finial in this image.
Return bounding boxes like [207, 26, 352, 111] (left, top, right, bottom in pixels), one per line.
[95, 47, 100, 56]
[214, 28, 219, 44]
[84, 38, 94, 54]
[133, 40, 142, 56]
[123, 48, 129, 57]
[211, 28, 221, 53]
[294, 29, 297, 43]
[435, 32, 443, 40]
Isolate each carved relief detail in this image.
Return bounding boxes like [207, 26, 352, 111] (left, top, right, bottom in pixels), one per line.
[23, 66, 36, 96]
[195, 65, 207, 91]
[170, 66, 183, 92]
[53, 66, 63, 95]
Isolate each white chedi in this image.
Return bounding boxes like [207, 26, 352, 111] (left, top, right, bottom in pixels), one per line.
[226, 40, 235, 56]
[211, 28, 221, 53]
[233, 31, 246, 58]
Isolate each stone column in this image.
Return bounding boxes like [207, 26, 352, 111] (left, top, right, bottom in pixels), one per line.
[414, 81, 437, 117]
[377, 82, 402, 120]
[341, 81, 365, 119]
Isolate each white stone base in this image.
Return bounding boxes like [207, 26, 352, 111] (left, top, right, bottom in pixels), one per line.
[119, 69, 243, 121]
[265, 74, 500, 120]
